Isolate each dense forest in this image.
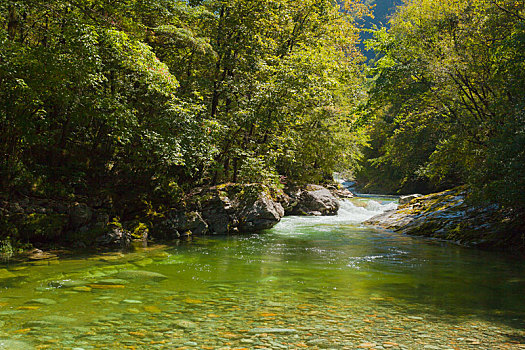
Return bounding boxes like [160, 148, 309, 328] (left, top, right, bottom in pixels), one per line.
[359, 0, 402, 60]
[356, 0, 525, 214]
[1, 0, 524, 249]
[0, 0, 367, 218]
[0, 0, 369, 191]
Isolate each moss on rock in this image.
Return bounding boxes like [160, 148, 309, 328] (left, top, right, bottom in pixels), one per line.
[366, 187, 524, 252]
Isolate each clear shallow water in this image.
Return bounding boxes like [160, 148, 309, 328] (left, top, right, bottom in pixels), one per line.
[0, 198, 524, 349]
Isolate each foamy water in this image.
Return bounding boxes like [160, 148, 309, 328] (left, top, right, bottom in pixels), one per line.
[272, 198, 398, 234]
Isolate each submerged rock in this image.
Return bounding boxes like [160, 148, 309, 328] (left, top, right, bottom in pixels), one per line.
[41, 315, 77, 324]
[28, 298, 57, 306]
[248, 328, 298, 334]
[49, 280, 88, 288]
[24, 320, 54, 328]
[0, 269, 17, 280]
[114, 270, 167, 281]
[97, 278, 129, 285]
[0, 339, 32, 349]
[173, 319, 198, 329]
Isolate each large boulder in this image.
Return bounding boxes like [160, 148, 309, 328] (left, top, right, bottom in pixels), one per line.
[285, 185, 339, 216]
[199, 192, 232, 235]
[236, 190, 285, 232]
[325, 184, 354, 199]
[69, 202, 93, 228]
[95, 227, 132, 247]
[157, 211, 209, 238]
[188, 183, 285, 234]
[365, 187, 523, 250]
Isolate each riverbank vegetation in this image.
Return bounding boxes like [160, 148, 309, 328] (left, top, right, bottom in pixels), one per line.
[1, 0, 524, 251]
[357, 0, 525, 203]
[356, 0, 525, 246]
[1, 0, 368, 195]
[0, 0, 368, 249]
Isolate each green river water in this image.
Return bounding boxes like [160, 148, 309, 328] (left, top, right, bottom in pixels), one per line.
[0, 197, 524, 349]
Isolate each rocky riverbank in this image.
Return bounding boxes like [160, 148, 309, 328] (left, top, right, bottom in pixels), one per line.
[1, 182, 346, 258]
[366, 187, 525, 251]
[151, 182, 344, 238]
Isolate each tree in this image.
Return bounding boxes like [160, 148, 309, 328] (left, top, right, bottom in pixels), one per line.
[358, 0, 525, 215]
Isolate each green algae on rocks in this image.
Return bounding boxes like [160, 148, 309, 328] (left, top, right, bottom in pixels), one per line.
[366, 188, 525, 251]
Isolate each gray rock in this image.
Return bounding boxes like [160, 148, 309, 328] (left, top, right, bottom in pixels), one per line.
[159, 211, 209, 238]
[326, 185, 354, 198]
[200, 197, 231, 235]
[286, 185, 339, 216]
[70, 203, 93, 228]
[198, 184, 285, 234]
[237, 193, 285, 232]
[95, 227, 131, 247]
[365, 188, 508, 248]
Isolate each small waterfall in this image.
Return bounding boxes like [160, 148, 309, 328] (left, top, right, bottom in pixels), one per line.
[273, 198, 398, 234]
[337, 199, 398, 224]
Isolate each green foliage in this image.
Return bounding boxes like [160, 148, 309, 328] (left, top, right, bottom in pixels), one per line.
[17, 213, 69, 242]
[358, 0, 525, 215]
[0, 0, 368, 244]
[0, 237, 14, 261]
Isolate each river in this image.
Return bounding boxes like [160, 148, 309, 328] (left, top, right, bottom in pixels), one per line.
[0, 197, 524, 349]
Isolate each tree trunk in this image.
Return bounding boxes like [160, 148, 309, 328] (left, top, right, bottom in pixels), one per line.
[7, 5, 19, 41]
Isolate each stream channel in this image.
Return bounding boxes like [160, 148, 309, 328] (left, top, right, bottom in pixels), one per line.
[0, 196, 524, 349]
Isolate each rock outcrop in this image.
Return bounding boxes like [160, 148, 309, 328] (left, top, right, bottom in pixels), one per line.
[95, 227, 132, 247]
[398, 194, 423, 205]
[0, 196, 127, 249]
[0, 182, 346, 251]
[325, 184, 354, 199]
[156, 183, 285, 237]
[284, 184, 339, 216]
[366, 188, 523, 250]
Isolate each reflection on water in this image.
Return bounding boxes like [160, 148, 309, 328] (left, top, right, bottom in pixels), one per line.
[0, 198, 524, 349]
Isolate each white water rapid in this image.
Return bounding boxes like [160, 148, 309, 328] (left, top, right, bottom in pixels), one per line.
[273, 198, 398, 234]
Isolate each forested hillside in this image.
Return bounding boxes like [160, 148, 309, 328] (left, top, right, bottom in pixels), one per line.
[356, 0, 525, 230]
[1, 0, 524, 250]
[0, 1, 366, 205]
[359, 0, 402, 60]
